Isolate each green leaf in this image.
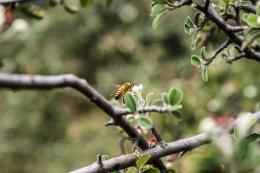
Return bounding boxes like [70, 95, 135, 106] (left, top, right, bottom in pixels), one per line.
[201, 65, 208, 82]
[126, 167, 136, 173]
[136, 154, 151, 170]
[152, 0, 165, 4]
[112, 171, 121, 173]
[241, 32, 260, 50]
[124, 92, 137, 112]
[194, 12, 201, 26]
[143, 167, 160, 173]
[21, 4, 45, 19]
[80, 0, 93, 7]
[244, 133, 260, 143]
[200, 46, 206, 59]
[138, 116, 153, 130]
[161, 92, 170, 104]
[151, 4, 166, 17]
[242, 14, 260, 28]
[184, 16, 195, 34]
[191, 55, 201, 67]
[169, 110, 183, 120]
[257, 3, 260, 16]
[184, 16, 194, 30]
[64, 4, 79, 13]
[49, 0, 60, 6]
[152, 10, 167, 30]
[168, 87, 183, 105]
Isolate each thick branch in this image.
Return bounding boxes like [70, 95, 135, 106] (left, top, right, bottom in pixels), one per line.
[70, 133, 210, 173]
[70, 112, 260, 173]
[0, 73, 167, 171]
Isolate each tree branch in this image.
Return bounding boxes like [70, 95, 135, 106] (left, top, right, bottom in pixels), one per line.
[204, 39, 232, 65]
[69, 111, 260, 173]
[165, 0, 260, 62]
[70, 133, 210, 173]
[0, 73, 168, 172]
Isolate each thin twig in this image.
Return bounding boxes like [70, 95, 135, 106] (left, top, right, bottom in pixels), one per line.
[204, 39, 232, 65]
[226, 53, 246, 63]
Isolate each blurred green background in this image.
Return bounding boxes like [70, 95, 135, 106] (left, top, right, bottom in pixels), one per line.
[0, 0, 259, 172]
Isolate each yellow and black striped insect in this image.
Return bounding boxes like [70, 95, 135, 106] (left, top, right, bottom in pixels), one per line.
[112, 82, 135, 100]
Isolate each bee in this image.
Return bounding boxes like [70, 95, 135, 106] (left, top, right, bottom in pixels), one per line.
[112, 82, 135, 100]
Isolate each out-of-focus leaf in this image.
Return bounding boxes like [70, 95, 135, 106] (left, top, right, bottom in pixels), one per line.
[191, 55, 202, 67]
[152, 10, 167, 30]
[201, 65, 208, 81]
[153, 0, 165, 4]
[64, 4, 79, 13]
[138, 116, 153, 129]
[105, 0, 113, 6]
[126, 167, 136, 173]
[168, 87, 183, 105]
[49, 0, 60, 6]
[242, 14, 260, 28]
[124, 92, 137, 112]
[112, 171, 121, 173]
[136, 154, 151, 170]
[21, 4, 45, 19]
[244, 133, 260, 143]
[257, 3, 260, 16]
[241, 32, 260, 50]
[161, 92, 170, 104]
[170, 110, 182, 120]
[200, 46, 206, 59]
[80, 0, 93, 7]
[151, 4, 166, 17]
[143, 167, 160, 173]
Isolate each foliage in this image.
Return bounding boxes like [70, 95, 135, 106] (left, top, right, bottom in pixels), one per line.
[0, 0, 259, 173]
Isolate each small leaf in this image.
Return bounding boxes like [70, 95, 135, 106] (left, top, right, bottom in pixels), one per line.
[136, 154, 151, 170]
[168, 88, 183, 106]
[152, 10, 167, 30]
[201, 65, 208, 82]
[124, 92, 137, 112]
[191, 55, 201, 67]
[161, 92, 170, 104]
[112, 171, 121, 173]
[49, 0, 60, 6]
[80, 0, 93, 7]
[139, 116, 153, 130]
[153, 0, 165, 4]
[185, 16, 194, 28]
[200, 46, 206, 59]
[194, 12, 201, 26]
[64, 4, 79, 13]
[169, 110, 182, 120]
[143, 167, 160, 173]
[257, 3, 260, 16]
[244, 133, 260, 143]
[21, 4, 45, 19]
[242, 14, 260, 28]
[151, 4, 166, 17]
[126, 167, 136, 173]
[241, 32, 260, 50]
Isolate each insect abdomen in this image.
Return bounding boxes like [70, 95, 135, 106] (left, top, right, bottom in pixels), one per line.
[114, 83, 132, 100]
[114, 87, 126, 100]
